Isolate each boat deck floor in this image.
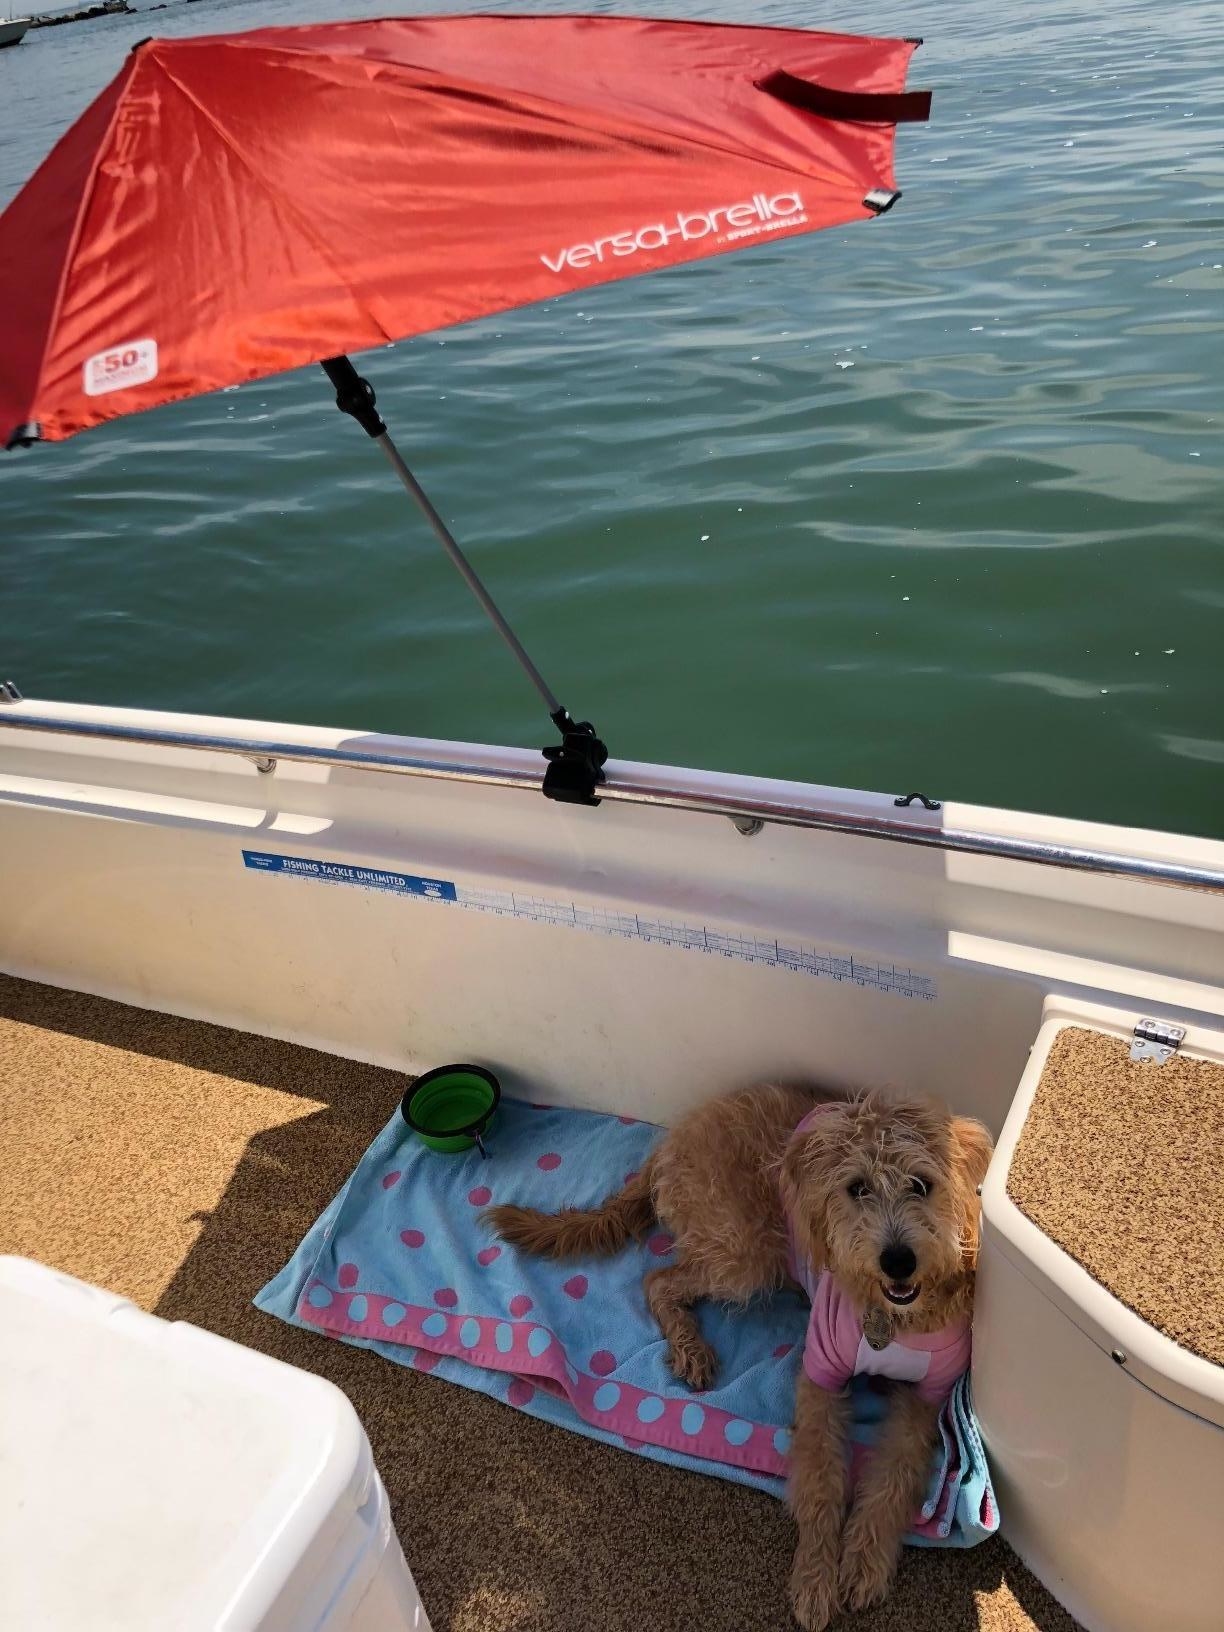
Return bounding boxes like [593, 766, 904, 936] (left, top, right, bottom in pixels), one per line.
[0, 973, 1077, 1632]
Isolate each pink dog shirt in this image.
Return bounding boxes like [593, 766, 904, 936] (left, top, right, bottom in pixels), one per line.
[783, 1105, 971, 1404]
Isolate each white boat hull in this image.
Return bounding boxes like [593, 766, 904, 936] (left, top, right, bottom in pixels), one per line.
[4, 696, 1224, 1632]
[2, 696, 1223, 1128]
[0, 18, 30, 46]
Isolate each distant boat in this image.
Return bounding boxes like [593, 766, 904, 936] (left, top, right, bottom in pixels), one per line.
[0, 15, 31, 46]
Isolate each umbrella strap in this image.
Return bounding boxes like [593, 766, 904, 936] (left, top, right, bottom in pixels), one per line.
[321, 355, 608, 806]
[756, 71, 933, 127]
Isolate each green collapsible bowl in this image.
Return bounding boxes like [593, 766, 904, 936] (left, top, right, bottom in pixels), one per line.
[401, 1064, 500, 1155]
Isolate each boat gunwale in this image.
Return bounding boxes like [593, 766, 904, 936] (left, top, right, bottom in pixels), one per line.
[6, 707, 1224, 898]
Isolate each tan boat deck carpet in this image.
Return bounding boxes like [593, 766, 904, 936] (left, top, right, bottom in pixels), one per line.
[0, 973, 1079, 1632]
[1008, 1025, 1224, 1369]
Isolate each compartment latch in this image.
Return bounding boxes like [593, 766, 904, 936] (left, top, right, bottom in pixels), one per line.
[1129, 1018, 1185, 1064]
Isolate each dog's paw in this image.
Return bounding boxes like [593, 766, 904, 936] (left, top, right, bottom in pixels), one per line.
[837, 1530, 897, 1614]
[668, 1334, 717, 1391]
[789, 1550, 839, 1631]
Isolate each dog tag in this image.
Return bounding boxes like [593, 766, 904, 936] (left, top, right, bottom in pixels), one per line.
[862, 1306, 894, 1351]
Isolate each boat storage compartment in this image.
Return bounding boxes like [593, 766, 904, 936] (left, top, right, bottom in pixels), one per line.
[0, 1256, 431, 1632]
[974, 999, 1224, 1632]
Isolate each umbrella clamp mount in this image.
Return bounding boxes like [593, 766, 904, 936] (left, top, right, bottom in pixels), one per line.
[324, 356, 608, 807]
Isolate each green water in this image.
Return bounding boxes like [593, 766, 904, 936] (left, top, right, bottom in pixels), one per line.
[3, 0, 1221, 834]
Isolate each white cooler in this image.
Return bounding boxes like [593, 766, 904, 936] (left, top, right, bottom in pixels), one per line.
[974, 999, 1224, 1632]
[0, 1256, 432, 1632]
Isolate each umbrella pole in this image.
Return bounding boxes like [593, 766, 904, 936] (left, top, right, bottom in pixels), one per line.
[321, 356, 608, 805]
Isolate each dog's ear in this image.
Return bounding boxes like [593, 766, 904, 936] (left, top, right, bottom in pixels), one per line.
[778, 1109, 843, 1273]
[949, 1115, 993, 1270]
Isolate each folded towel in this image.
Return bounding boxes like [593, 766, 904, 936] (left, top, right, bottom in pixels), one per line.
[256, 1095, 997, 1546]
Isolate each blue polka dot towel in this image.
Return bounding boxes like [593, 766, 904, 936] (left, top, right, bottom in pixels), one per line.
[256, 1096, 997, 1546]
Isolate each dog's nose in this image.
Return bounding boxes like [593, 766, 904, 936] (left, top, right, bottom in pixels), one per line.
[879, 1243, 917, 1281]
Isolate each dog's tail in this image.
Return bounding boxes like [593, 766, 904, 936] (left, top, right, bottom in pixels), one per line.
[484, 1160, 656, 1259]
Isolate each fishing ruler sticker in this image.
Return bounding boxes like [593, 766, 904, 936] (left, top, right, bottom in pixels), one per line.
[242, 850, 456, 900]
[242, 850, 936, 1001]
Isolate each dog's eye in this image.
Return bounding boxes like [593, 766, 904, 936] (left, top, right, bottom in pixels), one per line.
[909, 1176, 933, 1198]
[847, 1179, 871, 1200]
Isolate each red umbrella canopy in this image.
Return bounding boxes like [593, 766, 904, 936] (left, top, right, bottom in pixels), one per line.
[0, 14, 928, 447]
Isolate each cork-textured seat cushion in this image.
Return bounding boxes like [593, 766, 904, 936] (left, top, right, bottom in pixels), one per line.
[1008, 1025, 1224, 1369]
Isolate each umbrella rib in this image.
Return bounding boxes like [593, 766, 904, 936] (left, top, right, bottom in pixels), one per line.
[147, 51, 395, 348]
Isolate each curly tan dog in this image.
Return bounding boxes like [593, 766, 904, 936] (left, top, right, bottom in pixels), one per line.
[486, 1084, 993, 1630]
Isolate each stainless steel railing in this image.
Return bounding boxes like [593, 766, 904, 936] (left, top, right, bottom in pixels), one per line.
[3, 709, 1224, 896]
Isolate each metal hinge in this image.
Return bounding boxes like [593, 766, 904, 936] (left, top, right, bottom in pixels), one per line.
[0, 680, 22, 703]
[1130, 1018, 1185, 1064]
